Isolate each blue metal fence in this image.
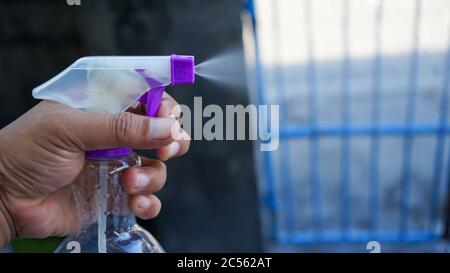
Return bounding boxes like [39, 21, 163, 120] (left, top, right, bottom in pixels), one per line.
[244, 0, 450, 247]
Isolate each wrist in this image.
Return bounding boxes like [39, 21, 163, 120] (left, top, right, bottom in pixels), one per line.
[0, 194, 15, 248]
[0, 161, 16, 248]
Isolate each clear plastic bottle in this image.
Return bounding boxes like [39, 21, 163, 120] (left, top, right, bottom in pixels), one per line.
[35, 54, 195, 253]
[54, 152, 164, 253]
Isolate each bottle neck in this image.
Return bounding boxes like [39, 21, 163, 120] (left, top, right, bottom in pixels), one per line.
[104, 174, 137, 232]
[82, 152, 141, 234]
[87, 153, 141, 233]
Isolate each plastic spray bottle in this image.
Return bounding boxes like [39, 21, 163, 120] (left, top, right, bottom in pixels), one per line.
[32, 55, 195, 253]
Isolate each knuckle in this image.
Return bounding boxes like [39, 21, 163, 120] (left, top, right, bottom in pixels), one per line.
[155, 160, 167, 174]
[157, 160, 167, 178]
[111, 112, 135, 142]
[148, 197, 161, 217]
[153, 161, 167, 190]
[180, 139, 191, 155]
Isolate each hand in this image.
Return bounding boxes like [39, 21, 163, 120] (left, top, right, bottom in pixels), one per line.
[0, 93, 190, 248]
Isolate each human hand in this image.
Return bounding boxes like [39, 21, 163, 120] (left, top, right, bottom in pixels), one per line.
[0, 93, 190, 247]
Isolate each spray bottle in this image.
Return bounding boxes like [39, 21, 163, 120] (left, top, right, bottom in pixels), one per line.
[31, 55, 195, 253]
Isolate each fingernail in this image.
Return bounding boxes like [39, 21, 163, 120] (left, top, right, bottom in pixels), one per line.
[167, 142, 181, 159]
[137, 196, 151, 209]
[136, 173, 149, 188]
[149, 118, 175, 139]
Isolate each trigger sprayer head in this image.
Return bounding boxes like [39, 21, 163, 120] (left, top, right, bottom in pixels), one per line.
[86, 54, 195, 159]
[171, 54, 195, 85]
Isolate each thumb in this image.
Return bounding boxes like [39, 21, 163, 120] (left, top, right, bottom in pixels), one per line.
[71, 111, 177, 151]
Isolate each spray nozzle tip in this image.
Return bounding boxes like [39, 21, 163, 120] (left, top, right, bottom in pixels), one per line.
[171, 54, 195, 85]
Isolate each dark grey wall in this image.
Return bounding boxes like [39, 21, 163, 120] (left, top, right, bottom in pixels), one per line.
[0, 0, 261, 252]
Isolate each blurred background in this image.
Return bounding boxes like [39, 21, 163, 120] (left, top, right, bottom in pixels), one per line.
[243, 0, 450, 252]
[1, 0, 450, 253]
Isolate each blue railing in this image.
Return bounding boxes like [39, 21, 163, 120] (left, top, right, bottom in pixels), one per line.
[244, 0, 450, 246]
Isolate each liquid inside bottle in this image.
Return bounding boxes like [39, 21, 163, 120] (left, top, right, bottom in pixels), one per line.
[55, 152, 164, 253]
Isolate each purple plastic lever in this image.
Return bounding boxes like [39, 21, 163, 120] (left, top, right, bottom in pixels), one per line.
[138, 87, 165, 117]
